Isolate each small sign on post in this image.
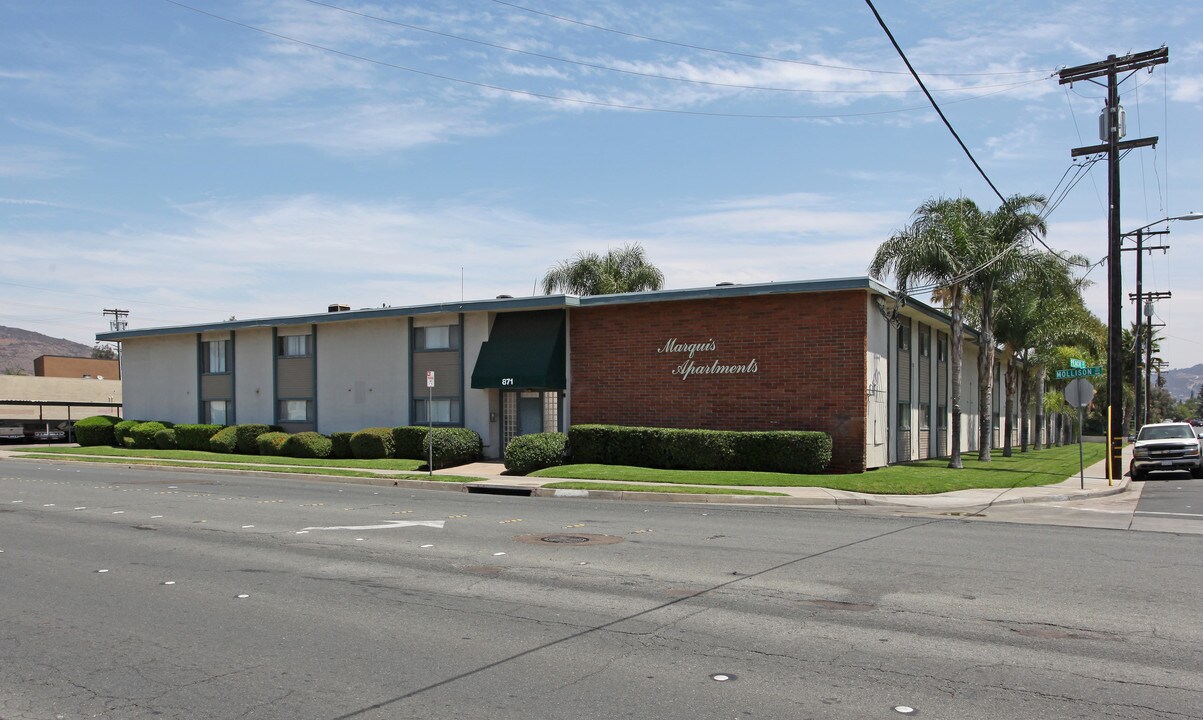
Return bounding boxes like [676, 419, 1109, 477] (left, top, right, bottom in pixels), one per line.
[1064, 378, 1096, 489]
[425, 371, 434, 476]
[1069, 358, 1086, 369]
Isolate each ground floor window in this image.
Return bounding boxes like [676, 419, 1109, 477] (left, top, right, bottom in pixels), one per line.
[897, 403, 911, 431]
[279, 399, 313, 423]
[414, 397, 461, 425]
[204, 399, 230, 425]
[918, 403, 930, 430]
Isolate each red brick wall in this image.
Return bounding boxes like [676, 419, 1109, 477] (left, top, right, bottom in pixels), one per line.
[569, 291, 868, 472]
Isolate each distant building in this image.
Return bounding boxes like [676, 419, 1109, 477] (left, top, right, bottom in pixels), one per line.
[35, 355, 121, 380]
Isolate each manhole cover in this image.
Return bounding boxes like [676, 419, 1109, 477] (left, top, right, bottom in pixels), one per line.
[512, 533, 624, 546]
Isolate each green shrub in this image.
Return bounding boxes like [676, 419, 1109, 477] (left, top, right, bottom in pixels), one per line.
[503, 432, 567, 475]
[329, 432, 355, 459]
[174, 424, 223, 451]
[350, 427, 395, 460]
[74, 415, 122, 447]
[567, 424, 831, 474]
[129, 421, 169, 449]
[154, 428, 178, 450]
[391, 426, 428, 459]
[113, 419, 141, 447]
[256, 431, 290, 456]
[282, 431, 332, 459]
[234, 424, 272, 455]
[209, 425, 239, 453]
[427, 427, 483, 469]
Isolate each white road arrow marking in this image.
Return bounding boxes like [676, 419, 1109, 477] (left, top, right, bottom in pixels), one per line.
[301, 520, 446, 531]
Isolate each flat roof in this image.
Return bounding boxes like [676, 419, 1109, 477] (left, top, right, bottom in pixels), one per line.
[97, 276, 971, 342]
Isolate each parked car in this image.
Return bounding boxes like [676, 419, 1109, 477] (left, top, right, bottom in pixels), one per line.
[1129, 422, 1203, 480]
[0, 423, 25, 442]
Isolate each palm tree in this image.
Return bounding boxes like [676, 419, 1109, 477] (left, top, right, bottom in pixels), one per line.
[993, 251, 1092, 455]
[541, 243, 665, 296]
[969, 194, 1048, 462]
[869, 197, 986, 469]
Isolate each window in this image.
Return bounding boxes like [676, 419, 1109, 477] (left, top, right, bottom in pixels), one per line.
[204, 399, 229, 425]
[919, 403, 930, 430]
[279, 399, 312, 423]
[277, 335, 311, 357]
[897, 324, 911, 352]
[937, 405, 948, 429]
[415, 325, 459, 351]
[414, 398, 461, 424]
[937, 335, 948, 363]
[897, 403, 911, 431]
[203, 340, 228, 374]
[919, 326, 931, 357]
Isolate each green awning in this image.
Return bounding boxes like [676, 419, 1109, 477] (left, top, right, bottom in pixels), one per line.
[470, 310, 566, 390]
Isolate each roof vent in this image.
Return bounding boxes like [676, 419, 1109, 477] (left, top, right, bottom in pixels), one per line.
[496, 294, 513, 299]
[715, 282, 735, 287]
[328, 303, 350, 313]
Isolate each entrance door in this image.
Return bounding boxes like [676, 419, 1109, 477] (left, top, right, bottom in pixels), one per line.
[518, 394, 543, 436]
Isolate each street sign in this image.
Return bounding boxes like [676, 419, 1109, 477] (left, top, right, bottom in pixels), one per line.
[426, 370, 435, 388]
[1064, 378, 1096, 409]
[1055, 366, 1103, 379]
[1069, 358, 1086, 369]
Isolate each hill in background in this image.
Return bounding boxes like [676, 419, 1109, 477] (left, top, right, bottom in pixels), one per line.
[1161, 363, 1203, 401]
[0, 326, 95, 375]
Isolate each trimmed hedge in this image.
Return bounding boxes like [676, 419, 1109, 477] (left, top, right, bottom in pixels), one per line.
[503, 432, 567, 475]
[567, 424, 831, 474]
[350, 427, 395, 460]
[330, 432, 355, 460]
[391, 426, 428, 460]
[234, 424, 272, 455]
[256, 432, 290, 456]
[174, 424, 223, 451]
[74, 415, 122, 447]
[129, 421, 170, 450]
[427, 427, 483, 469]
[154, 428, 178, 450]
[113, 419, 141, 447]
[210, 425, 239, 453]
[282, 431, 332, 459]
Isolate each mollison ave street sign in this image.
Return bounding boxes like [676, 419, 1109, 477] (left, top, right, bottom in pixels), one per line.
[1055, 365, 1103, 380]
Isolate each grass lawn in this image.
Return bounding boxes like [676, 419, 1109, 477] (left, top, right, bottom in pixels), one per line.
[543, 482, 787, 496]
[24, 446, 425, 471]
[16, 453, 482, 483]
[530, 443, 1110, 495]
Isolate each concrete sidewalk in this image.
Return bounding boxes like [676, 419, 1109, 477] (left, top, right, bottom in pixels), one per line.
[1, 444, 1129, 510]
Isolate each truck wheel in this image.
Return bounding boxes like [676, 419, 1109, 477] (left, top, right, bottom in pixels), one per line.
[1130, 466, 1146, 481]
[1192, 466, 1203, 479]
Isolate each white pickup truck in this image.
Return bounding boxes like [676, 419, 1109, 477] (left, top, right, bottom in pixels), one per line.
[0, 423, 26, 442]
[1129, 422, 1203, 480]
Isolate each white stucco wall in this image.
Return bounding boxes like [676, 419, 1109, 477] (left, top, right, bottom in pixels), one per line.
[314, 318, 409, 433]
[234, 328, 274, 425]
[121, 335, 197, 423]
[865, 298, 890, 469]
[461, 312, 497, 457]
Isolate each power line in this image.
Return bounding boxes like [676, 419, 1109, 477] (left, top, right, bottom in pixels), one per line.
[490, 0, 1050, 78]
[161, 0, 1046, 120]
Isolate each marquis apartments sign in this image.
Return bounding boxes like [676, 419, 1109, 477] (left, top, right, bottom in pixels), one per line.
[657, 338, 759, 380]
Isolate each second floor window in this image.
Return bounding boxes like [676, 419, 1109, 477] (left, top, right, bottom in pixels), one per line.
[203, 340, 227, 374]
[278, 335, 311, 357]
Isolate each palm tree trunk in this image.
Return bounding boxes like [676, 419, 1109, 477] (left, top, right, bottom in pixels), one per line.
[1019, 363, 1031, 452]
[947, 289, 965, 469]
[1003, 361, 1017, 457]
[1034, 367, 1045, 450]
[977, 290, 995, 462]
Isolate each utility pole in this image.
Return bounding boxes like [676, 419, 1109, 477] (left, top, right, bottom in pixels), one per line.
[1121, 229, 1169, 431]
[1059, 47, 1168, 482]
[102, 308, 129, 362]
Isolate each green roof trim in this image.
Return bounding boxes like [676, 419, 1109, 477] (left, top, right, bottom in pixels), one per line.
[470, 310, 566, 390]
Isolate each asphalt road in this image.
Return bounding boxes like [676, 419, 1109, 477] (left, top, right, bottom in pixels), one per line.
[1, 459, 1201, 720]
[1134, 473, 1203, 525]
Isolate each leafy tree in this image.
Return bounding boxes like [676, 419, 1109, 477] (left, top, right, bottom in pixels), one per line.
[870, 197, 986, 469]
[91, 343, 117, 360]
[542, 243, 664, 296]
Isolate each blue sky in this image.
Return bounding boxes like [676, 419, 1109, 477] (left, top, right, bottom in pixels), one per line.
[3, 0, 1203, 370]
